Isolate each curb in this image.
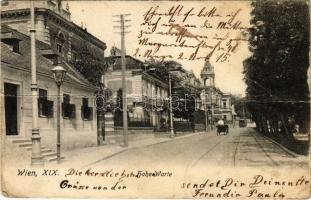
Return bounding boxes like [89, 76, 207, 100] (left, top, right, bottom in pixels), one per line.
[138, 131, 205, 148]
[262, 135, 301, 158]
[82, 131, 205, 167]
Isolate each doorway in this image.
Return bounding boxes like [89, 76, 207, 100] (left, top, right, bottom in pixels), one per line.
[4, 83, 19, 135]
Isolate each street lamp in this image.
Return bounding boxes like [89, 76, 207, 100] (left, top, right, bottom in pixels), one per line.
[97, 77, 105, 145]
[168, 73, 174, 138]
[202, 90, 208, 132]
[51, 65, 67, 164]
[209, 88, 213, 130]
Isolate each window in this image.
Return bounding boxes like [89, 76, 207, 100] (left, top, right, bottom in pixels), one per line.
[39, 89, 48, 101]
[12, 42, 19, 53]
[3, 39, 20, 53]
[63, 94, 70, 104]
[62, 94, 75, 119]
[223, 100, 227, 108]
[55, 32, 65, 57]
[82, 98, 88, 107]
[81, 98, 93, 121]
[57, 43, 63, 54]
[38, 89, 54, 118]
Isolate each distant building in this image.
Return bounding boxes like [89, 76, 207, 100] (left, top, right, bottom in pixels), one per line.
[165, 61, 201, 94]
[164, 60, 202, 115]
[200, 59, 234, 124]
[103, 50, 169, 129]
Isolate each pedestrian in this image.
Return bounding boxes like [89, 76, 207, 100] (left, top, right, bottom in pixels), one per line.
[217, 118, 225, 126]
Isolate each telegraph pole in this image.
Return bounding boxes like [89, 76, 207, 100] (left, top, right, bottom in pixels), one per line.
[204, 90, 208, 132]
[30, 0, 44, 166]
[113, 14, 131, 147]
[210, 88, 213, 130]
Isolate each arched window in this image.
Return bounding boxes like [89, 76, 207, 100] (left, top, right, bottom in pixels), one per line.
[55, 31, 66, 54]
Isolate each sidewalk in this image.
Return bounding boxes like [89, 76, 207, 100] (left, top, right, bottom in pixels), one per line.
[57, 131, 205, 167]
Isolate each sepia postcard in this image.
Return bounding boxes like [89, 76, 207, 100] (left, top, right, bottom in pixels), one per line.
[0, 0, 310, 199]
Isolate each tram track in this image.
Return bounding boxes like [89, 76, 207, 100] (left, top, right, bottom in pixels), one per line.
[251, 131, 280, 166]
[189, 135, 229, 168]
[233, 133, 241, 167]
[86, 127, 308, 170]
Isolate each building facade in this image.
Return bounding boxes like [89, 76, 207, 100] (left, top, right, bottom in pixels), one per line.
[1, 0, 106, 65]
[1, 0, 107, 150]
[103, 53, 169, 129]
[200, 59, 235, 124]
[1, 25, 98, 150]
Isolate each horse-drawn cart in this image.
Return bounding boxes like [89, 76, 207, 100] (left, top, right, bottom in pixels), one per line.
[216, 125, 229, 135]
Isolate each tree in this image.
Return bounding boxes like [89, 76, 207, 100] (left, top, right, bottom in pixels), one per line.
[244, 0, 309, 148]
[72, 42, 106, 86]
[146, 59, 200, 121]
[231, 95, 251, 119]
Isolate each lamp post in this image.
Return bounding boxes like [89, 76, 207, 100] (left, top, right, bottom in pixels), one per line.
[30, 0, 44, 166]
[168, 73, 174, 138]
[51, 65, 67, 164]
[203, 90, 208, 132]
[210, 88, 213, 130]
[97, 77, 105, 145]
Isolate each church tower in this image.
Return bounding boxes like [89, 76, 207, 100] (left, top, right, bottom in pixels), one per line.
[200, 59, 215, 87]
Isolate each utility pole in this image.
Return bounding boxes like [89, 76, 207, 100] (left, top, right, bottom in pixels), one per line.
[210, 88, 213, 130]
[97, 76, 105, 145]
[113, 14, 131, 147]
[204, 90, 208, 132]
[30, 0, 44, 166]
[243, 100, 246, 120]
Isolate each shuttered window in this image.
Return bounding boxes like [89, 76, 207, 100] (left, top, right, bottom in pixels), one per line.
[38, 89, 54, 118]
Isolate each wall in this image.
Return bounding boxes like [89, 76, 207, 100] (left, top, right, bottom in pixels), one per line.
[2, 64, 97, 151]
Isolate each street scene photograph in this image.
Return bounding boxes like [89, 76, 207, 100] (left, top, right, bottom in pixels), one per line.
[0, 0, 310, 198]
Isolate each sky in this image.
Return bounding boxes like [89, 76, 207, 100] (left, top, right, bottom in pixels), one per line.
[67, 1, 252, 96]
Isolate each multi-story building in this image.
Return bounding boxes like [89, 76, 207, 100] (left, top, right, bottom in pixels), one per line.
[1, 0, 107, 153]
[200, 59, 235, 124]
[1, 0, 106, 64]
[103, 49, 168, 129]
[165, 61, 201, 92]
[165, 61, 202, 113]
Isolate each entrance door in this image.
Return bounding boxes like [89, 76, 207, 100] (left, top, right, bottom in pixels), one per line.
[4, 83, 18, 135]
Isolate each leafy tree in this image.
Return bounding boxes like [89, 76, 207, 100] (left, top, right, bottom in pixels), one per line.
[244, 0, 309, 149]
[231, 95, 251, 119]
[72, 41, 106, 86]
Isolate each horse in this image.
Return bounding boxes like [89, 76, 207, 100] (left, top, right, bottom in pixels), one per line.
[216, 124, 229, 136]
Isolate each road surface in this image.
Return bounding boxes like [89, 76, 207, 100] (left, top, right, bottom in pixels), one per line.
[90, 127, 308, 169]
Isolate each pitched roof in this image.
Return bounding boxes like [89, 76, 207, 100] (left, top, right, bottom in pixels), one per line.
[104, 55, 144, 71]
[1, 24, 97, 91]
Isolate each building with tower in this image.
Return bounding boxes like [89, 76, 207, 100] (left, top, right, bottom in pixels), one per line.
[200, 60, 215, 88]
[200, 59, 235, 124]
